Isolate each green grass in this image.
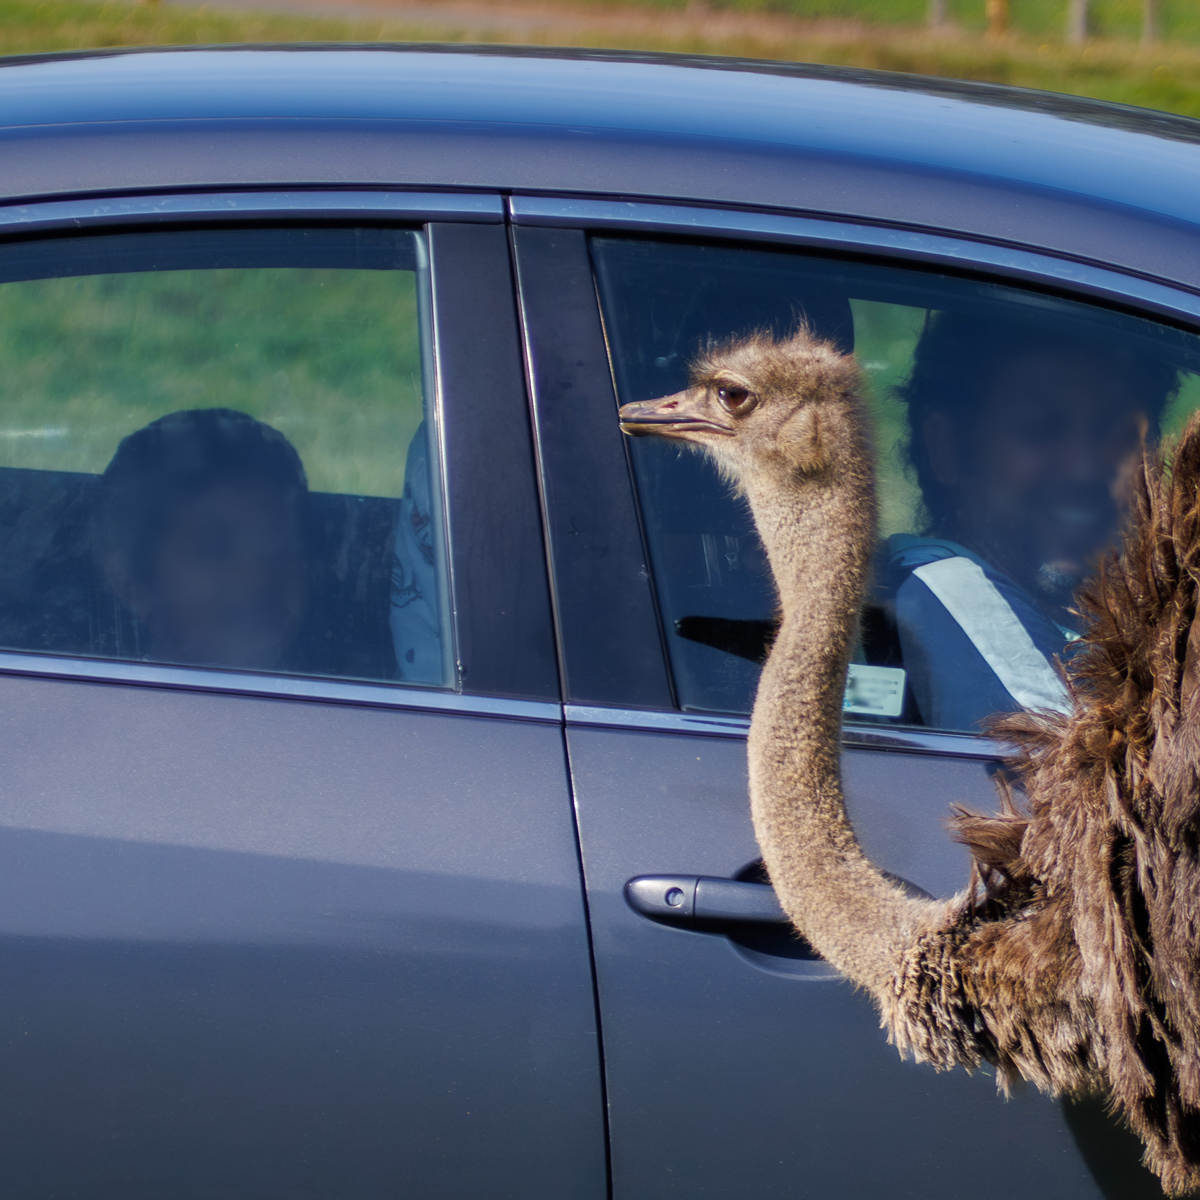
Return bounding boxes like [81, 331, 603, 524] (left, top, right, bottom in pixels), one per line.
[7, 0, 1200, 46]
[851, 299, 926, 538]
[0, 266, 425, 497]
[0, 0, 391, 53]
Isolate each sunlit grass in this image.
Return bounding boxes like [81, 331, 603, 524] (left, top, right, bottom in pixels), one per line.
[525, 0, 1200, 44]
[0, 267, 425, 497]
[0, 0, 390, 52]
[851, 299, 926, 538]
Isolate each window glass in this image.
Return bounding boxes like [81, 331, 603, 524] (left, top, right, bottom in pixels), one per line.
[592, 235, 1200, 732]
[0, 227, 451, 686]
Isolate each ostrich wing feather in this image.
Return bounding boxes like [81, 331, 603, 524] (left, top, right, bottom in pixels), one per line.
[955, 412, 1200, 1193]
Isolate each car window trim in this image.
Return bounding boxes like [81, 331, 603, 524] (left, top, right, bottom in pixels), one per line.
[515, 196, 1193, 760]
[429, 222, 561, 702]
[0, 199, 562, 705]
[514, 219, 1013, 754]
[512, 224, 674, 711]
[0, 191, 504, 235]
[509, 195, 1200, 329]
[0, 648, 560, 722]
[564, 704, 1005, 759]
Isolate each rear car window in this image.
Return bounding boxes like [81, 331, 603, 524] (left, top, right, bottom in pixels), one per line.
[591, 235, 1200, 733]
[0, 227, 451, 687]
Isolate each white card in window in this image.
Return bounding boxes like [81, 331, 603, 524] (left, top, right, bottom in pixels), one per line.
[843, 664, 905, 718]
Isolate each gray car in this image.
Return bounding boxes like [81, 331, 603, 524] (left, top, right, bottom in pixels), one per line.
[0, 42, 1196, 1198]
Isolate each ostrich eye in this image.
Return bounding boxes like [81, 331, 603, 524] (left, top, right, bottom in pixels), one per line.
[716, 384, 756, 415]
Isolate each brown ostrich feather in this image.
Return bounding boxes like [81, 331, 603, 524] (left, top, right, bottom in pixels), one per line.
[953, 411, 1200, 1194]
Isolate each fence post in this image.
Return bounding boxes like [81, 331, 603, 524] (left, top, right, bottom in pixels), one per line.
[986, 0, 1010, 37]
[1066, 0, 1088, 43]
[1143, 0, 1159, 45]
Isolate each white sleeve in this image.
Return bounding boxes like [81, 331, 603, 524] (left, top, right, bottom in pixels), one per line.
[911, 556, 1071, 715]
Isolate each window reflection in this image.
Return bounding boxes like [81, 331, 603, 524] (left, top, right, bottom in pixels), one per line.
[0, 227, 451, 688]
[592, 235, 1200, 733]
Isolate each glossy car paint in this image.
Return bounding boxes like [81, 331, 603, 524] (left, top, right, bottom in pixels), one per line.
[0, 676, 601, 1197]
[567, 726, 1103, 1197]
[5, 48, 1200, 287]
[2, 43, 1199, 1199]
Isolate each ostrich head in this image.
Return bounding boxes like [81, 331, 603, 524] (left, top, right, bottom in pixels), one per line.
[617, 329, 866, 488]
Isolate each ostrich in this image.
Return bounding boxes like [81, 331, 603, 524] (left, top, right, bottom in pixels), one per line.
[619, 328, 1200, 1195]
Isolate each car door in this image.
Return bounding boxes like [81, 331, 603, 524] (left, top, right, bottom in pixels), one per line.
[0, 196, 606, 1198]
[513, 203, 1200, 1199]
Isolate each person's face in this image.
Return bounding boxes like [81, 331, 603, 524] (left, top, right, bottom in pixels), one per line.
[134, 479, 307, 670]
[927, 348, 1148, 589]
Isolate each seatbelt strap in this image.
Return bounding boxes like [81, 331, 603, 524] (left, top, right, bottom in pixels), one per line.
[911, 556, 1072, 716]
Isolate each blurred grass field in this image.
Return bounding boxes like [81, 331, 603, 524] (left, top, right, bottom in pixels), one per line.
[0, 268, 425, 497]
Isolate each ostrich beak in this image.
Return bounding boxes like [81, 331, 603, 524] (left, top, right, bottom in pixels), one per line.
[618, 390, 733, 440]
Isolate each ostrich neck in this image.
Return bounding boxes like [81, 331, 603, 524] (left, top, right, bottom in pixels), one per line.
[744, 460, 917, 992]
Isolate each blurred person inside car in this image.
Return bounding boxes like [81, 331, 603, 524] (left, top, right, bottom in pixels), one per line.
[887, 311, 1180, 731]
[93, 407, 309, 673]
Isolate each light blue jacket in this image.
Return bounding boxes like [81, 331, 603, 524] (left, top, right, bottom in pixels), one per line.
[887, 534, 1074, 733]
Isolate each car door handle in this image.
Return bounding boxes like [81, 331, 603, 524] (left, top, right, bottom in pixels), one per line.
[625, 871, 934, 926]
[625, 875, 789, 925]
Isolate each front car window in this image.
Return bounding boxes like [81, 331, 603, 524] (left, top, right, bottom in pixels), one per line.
[0, 227, 452, 687]
[592, 235, 1200, 733]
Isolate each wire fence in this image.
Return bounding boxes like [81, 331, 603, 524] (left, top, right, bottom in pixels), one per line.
[962, 0, 1165, 44]
[654, 0, 1195, 45]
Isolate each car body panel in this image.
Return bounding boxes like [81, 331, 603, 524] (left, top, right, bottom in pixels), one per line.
[0, 674, 605, 1197]
[567, 722, 1103, 1199]
[5, 49, 1200, 289]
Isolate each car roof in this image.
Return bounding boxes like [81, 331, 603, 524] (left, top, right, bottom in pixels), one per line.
[3, 45, 1200, 289]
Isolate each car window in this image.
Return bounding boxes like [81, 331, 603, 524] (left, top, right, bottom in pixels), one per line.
[0, 227, 451, 686]
[592, 235, 1200, 733]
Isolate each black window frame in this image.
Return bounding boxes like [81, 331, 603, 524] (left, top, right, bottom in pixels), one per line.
[513, 224, 673, 711]
[512, 202, 1200, 751]
[0, 207, 559, 707]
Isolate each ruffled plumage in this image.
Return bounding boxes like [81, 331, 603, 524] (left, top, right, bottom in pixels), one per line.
[953, 412, 1200, 1194]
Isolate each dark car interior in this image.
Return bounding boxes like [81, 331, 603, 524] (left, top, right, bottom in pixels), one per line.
[0, 224, 433, 686]
[0, 465, 401, 679]
[593, 234, 1200, 729]
[593, 235, 914, 718]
